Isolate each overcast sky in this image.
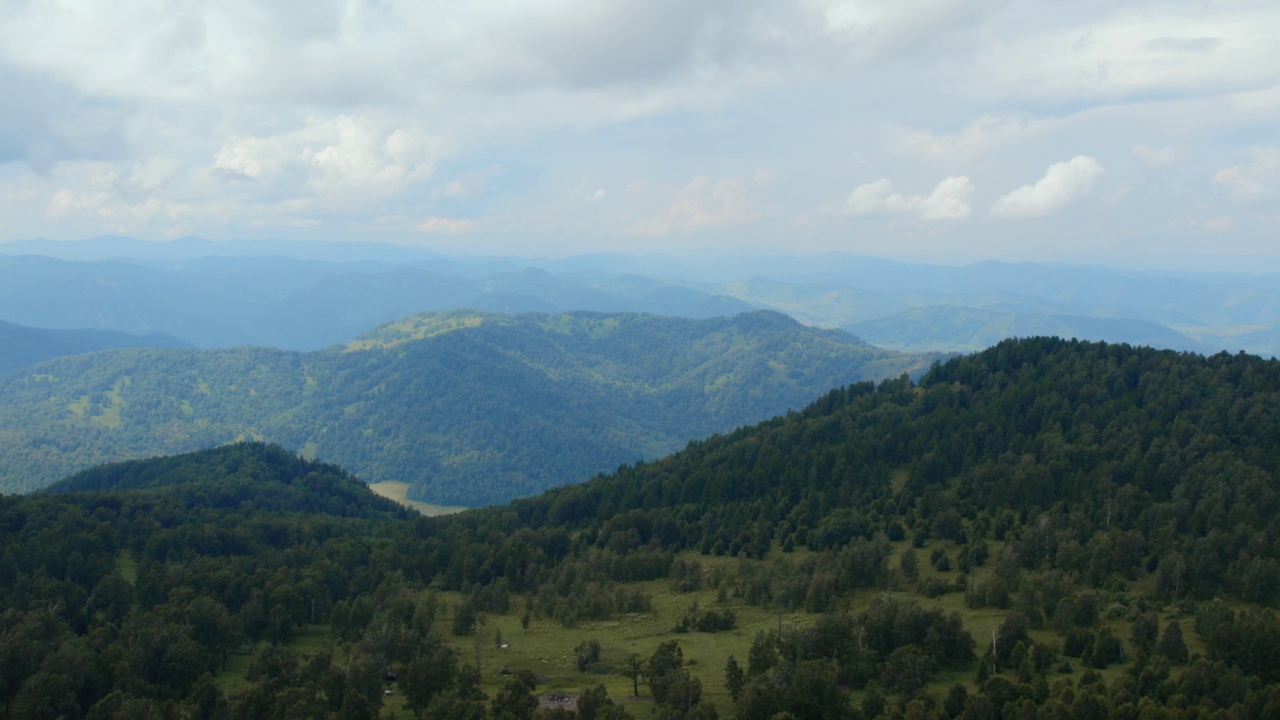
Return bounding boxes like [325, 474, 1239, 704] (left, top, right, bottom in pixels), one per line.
[1, 1, 1278, 269]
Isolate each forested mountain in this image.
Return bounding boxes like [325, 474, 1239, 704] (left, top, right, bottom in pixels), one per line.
[5, 338, 1280, 719]
[0, 309, 935, 504]
[0, 255, 756, 350]
[0, 320, 189, 375]
[3, 242, 1279, 356]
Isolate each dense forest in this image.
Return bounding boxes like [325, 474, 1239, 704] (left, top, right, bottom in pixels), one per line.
[0, 309, 935, 505]
[3, 337, 1280, 719]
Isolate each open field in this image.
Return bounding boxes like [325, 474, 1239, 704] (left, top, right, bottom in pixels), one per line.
[206, 535, 1205, 719]
[368, 480, 468, 516]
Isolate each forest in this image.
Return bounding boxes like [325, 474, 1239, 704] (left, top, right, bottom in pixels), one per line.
[2, 337, 1280, 719]
[0, 309, 935, 505]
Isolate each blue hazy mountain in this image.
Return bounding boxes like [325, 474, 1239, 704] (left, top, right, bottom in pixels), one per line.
[2, 237, 1277, 356]
[0, 319, 190, 375]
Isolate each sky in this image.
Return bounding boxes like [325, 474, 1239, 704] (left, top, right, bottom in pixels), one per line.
[0, 0, 1278, 269]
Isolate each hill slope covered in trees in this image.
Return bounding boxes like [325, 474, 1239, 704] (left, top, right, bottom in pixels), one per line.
[0, 309, 936, 504]
[6, 339, 1280, 719]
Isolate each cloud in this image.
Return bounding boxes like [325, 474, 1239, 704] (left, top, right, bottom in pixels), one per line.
[991, 156, 1105, 218]
[1212, 147, 1280, 203]
[967, 7, 1280, 105]
[889, 114, 1055, 165]
[627, 173, 769, 236]
[0, 1, 1278, 268]
[418, 217, 478, 234]
[211, 115, 438, 211]
[441, 166, 501, 201]
[1133, 145, 1180, 167]
[844, 176, 974, 221]
[15, 159, 231, 238]
[1202, 217, 1236, 234]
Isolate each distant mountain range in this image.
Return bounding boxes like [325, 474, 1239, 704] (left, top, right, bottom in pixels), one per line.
[2, 236, 1277, 357]
[0, 254, 756, 350]
[0, 309, 938, 504]
[0, 319, 189, 375]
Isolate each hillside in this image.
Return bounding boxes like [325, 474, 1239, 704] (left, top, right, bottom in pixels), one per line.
[0, 309, 937, 504]
[5, 338, 1280, 719]
[0, 319, 189, 375]
[44, 442, 408, 520]
[402, 337, 1280, 718]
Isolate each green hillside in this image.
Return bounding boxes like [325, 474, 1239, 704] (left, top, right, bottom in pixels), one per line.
[4, 338, 1280, 719]
[0, 309, 937, 504]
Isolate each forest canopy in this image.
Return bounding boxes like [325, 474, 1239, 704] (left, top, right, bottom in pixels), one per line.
[3, 337, 1280, 719]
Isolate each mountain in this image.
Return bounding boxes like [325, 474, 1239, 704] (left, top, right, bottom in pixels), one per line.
[45, 441, 410, 520]
[0, 319, 190, 375]
[719, 274, 1280, 356]
[5, 338, 1280, 719]
[0, 255, 760, 349]
[0, 255, 261, 346]
[846, 306, 1209, 353]
[5, 242, 1280, 356]
[0, 309, 939, 504]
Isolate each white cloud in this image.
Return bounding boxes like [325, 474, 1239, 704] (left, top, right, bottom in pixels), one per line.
[19, 160, 231, 237]
[0, 2, 1279, 267]
[629, 174, 767, 236]
[844, 176, 974, 221]
[821, 0, 997, 58]
[991, 156, 1105, 218]
[418, 217, 478, 234]
[889, 114, 1055, 165]
[211, 115, 438, 211]
[442, 167, 501, 200]
[1133, 145, 1180, 167]
[1202, 217, 1236, 234]
[1212, 147, 1280, 203]
[968, 7, 1280, 105]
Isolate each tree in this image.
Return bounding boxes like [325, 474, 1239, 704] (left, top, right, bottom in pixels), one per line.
[944, 683, 968, 719]
[491, 669, 537, 720]
[1130, 611, 1159, 658]
[1084, 627, 1123, 669]
[575, 639, 603, 672]
[1157, 621, 1188, 664]
[577, 684, 634, 720]
[882, 645, 937, 701]
[647, 641, 685, 705]
[747, 631, 777, 677]
[452, 601, 478, 637]
[403, 644, 460, 719]
[900, 547, 920, 582]
[724, 656, 746, 701]
[625, 654, 643, 697]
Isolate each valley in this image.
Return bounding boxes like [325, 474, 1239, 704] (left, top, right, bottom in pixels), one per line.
[0, 308, 939, 505]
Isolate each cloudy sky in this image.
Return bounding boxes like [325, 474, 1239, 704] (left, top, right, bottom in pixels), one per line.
[1, 0, 1278, 269]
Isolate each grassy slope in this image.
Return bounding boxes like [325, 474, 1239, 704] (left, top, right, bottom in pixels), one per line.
[207, 530, 1206, 718]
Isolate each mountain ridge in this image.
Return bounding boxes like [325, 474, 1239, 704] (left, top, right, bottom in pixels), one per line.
[0, 309, 938, 504]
